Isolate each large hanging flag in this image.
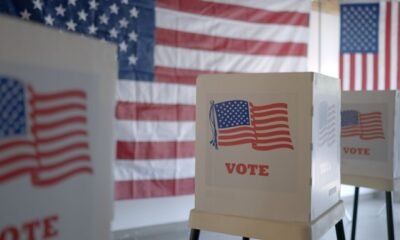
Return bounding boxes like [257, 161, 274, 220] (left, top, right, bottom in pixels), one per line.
[0, 0, 310, 199]
[340, 1, 400, 91]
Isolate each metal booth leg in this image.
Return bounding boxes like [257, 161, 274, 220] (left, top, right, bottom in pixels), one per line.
[335, 219, 346, 240]
[386, 191, 395, 240]
[190, 229, 200, 240]
[351, 186, 360, 240]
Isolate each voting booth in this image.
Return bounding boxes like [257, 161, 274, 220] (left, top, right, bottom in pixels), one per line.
[341, 91, 400, 190]
[341, 91, 399, 240]
[190, 72, 345, 239]
[0, 16, 116, 239]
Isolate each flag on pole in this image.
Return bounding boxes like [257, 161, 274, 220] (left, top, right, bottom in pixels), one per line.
[340, 1, 400, 91]
[0, 0, 310, 199]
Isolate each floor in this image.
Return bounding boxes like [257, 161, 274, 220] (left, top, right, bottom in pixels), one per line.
[113, 192, 400, 240]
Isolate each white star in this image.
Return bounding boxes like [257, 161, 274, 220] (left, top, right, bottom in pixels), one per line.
[20, 9, 31, 20]
[99, 14, 109, 25]
[119, 41, 128, 52]
[78, 9, 88, 21]
[66, 20, 77, 31]
[89, 0, 99, 10]
[33, 0, 43, 11]
[128, 31, 137, 41]
[110, 3, 119, 15]
[121, 0, 129, 4]
[109, 28, 119, 39]
[55, 5, 66, 16]
[119, 18, 129, 28]
[68, 0, 77, 6]
[130, 7, 139, 18]
[128, 54, 137, 65]
[44, 14, 54, 26]
[88, 24, 98, 35]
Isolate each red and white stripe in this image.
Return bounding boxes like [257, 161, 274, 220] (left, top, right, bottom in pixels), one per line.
[114, 81, 196, 199]
[340, 1, 400, 91]
[29, 88, 92, 186]
[155, 0, 309, 85]
[115, 0, 309, 199]
[250, 103, 294, 151]
[0, 136, 37, 183]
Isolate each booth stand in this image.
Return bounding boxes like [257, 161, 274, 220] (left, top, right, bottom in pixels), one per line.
[190, 72, 345, 240]
[341, 91, 400, 240]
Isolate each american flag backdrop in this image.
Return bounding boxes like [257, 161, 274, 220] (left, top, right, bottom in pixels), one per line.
[340, 1, 400, 91]
[210, 100, 294, 151]
[341, 110, 385, 140]
[0, 0, 309, 199]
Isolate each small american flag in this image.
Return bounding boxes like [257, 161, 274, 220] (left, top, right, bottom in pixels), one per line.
[318, 102, 336, 147]
[340, 1, 400, 90]
[341, 110, 385, 140]
[0, 77, 92, 186]
[210, 100, 294, 151]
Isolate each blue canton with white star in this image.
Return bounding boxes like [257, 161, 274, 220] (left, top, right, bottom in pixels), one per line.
[341, 110, 359, 127]
[0, 77, 27, 138]
[214, 100, 250, 129]
[340, 3, 379, 53]
[0, 0, 155, 81]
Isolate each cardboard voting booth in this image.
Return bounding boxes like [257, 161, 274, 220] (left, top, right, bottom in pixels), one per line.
[0, 16, 116, 239]
[341, 91, 400, 191]
[190, 72, 344, 239]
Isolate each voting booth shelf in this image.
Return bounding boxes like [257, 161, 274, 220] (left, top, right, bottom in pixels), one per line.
[341, 91, 400, 240]
[0, 16, 116, 239]
[190, 72, 345, 240]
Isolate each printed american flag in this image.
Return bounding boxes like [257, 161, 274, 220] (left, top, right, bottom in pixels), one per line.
[341, 110, 385, 140]
[211, 100, 294, 151]
[318, 102, 336, 147]
[0, 77, 92, 186]
[340, 1, 400, 90]
[0, 0, 309, 199]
